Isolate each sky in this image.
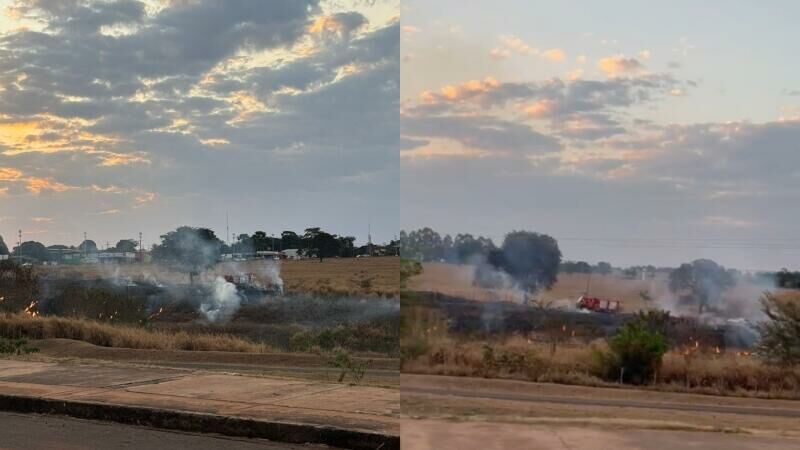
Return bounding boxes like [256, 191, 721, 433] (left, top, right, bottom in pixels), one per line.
[0, 0, 399, 250]
[401, 0, 800, 271]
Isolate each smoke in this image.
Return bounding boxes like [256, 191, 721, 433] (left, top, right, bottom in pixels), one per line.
[199, 277, 243, 322]
[260, 260, 284, 295]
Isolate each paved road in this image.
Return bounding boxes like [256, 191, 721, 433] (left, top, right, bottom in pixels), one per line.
[402, 419, 800, 450]
[0, 412, 332, 450]
[404, 386, 800, 418]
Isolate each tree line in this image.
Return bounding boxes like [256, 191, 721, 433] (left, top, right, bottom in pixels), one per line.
[0, 226, 398, 263]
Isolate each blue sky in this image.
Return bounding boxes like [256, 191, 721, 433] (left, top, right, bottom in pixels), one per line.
[0, 0, 399, 249]
[401, 1, 800, 270]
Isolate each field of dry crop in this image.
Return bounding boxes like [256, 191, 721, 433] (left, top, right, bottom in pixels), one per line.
[41, 256, 400, 298]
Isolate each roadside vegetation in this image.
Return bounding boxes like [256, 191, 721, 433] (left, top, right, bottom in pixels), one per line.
[0, 313, 271, 352]
[401, 295, 800, 399]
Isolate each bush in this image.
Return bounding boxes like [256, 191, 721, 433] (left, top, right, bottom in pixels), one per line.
[0, 337, 38, 355]
[595, 321, 667, 384]
[757, 293, 800, 365]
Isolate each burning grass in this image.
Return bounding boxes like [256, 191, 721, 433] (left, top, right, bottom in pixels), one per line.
[400, 302, 800, 399]
[0, 313, 271, 353]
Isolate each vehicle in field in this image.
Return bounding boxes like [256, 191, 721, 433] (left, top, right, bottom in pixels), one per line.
[576, 295, 621, 314]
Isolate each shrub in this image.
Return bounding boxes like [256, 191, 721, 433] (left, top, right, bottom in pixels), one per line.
[595, 321, 667, 384]
[757, 293, 800, 365]
[0, 337, 38, 355]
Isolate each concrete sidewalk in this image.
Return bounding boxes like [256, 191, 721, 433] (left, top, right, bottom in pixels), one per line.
[0, 359, 399, 450]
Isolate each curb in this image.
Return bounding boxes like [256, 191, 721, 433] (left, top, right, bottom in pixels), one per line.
[0, 394, 399, 450]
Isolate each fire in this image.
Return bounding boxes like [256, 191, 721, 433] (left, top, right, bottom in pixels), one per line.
[147, 307, 164, 320]
[23, 300, 39, 317]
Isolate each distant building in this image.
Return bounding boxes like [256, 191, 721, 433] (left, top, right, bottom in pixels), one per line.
[282, 249, 301, 259]
[255, 250, 283, 260]
[97, 252, 137, 264]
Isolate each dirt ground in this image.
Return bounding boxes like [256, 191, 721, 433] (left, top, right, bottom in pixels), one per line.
[401, 374, 800, 449]
[401, 419, 800, 450]
[408, 263, 795, 313]
[39, 256, 400, 298]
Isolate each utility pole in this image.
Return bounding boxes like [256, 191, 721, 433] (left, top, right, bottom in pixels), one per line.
[83, 232, 87, 257]
[368, 222, 373, 257]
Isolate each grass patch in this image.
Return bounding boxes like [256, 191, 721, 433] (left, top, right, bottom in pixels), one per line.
[0, 313, 271, 353]
[0, 337, 38, 355]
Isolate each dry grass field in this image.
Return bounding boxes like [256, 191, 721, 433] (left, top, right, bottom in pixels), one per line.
[0, 313, 270, 353]
[402, 330, 800, 399]
[408, 262, 791, 313]
[41, 256, 400, 298]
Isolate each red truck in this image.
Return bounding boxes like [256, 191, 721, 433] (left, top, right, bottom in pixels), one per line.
[576, 295, 621, 313]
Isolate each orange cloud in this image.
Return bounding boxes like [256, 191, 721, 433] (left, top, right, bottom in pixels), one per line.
[542, 48, 565, 62]
[524, 99, 556, 119]
[598, 55, 643, 77]
[25, 177, 72, 194]
[427, 77, 501, 103]
[0, 167, 23, 181]
[97, 152, 151, 167]
[308, 16, 345, 35]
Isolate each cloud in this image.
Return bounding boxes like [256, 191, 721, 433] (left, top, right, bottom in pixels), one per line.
[541, 48, 565, 62]
[702, 216, 758, 229]
[598, 55, 644, 77]
[0, 0, 399, 245]
[498, 35, 537, 56]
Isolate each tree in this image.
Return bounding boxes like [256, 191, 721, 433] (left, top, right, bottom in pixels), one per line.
[13, 241, 50, 261]
[478, 231, 561, 294]
[302, 227, 339, 261]
[151, 226, 223, 283]
[281, 231, 301, 250]
[78, 239, 98, 253]
[595, 262, 613, 275]
[757, 293, 800, 365]
[668, 259, 735, 314]
[337, 236, 356, 257]
[114, 239, 137, 253]
[0, 235, 8, 255]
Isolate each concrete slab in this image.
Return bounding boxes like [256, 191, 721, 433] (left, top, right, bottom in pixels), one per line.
[0, 358, 399, 449]
[0, 362, 182, 388]
[125, 373, 342, 404]
[273, 385, 400, 416]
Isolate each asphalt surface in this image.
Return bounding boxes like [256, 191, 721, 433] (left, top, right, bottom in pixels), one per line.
[403, 386, 800, 418]
[0, 412, 333, 450]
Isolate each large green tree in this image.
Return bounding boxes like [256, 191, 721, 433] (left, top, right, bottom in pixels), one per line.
[0, 235, 8, 255]
[13, 241, 50, 261]
[114, 239, 138, 253]
[151, 226, 223, 283]
[477, 231, 562, 294]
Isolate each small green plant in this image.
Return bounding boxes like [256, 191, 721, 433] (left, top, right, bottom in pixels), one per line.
[326, 348, 370, 384]
[0, 337, 39, 355]
[400, 259, 423, 288]
[594, 320, 667, 385]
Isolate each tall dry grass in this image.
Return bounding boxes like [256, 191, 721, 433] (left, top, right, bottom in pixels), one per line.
[402, 333, 800, 399]
[0, 313, 271, 353]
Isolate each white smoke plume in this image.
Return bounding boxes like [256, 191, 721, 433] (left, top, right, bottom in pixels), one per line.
[200, 276, 243, 322]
